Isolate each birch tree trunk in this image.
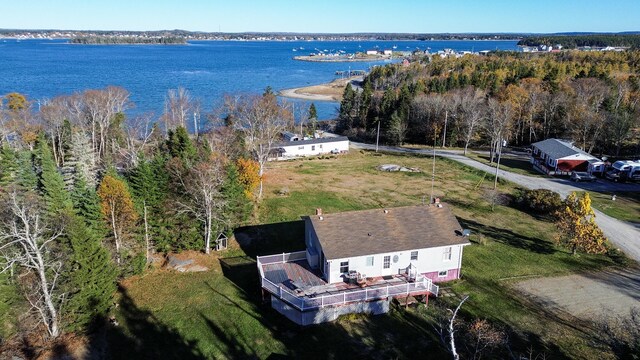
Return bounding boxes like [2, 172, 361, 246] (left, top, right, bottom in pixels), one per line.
[0, 191, 64, 338]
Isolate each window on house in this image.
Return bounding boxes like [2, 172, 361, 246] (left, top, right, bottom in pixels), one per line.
[366, 256, 374, 266]
[443, 247, 452, 261]
[319, 144, 323, 149]
[438, 270, 448, 277]
[311, 145, 316, 151]
[298, 146, 304, 150]
[383, 256, 391, 269]
[340, 261, 349, 273]
[410, 251, 418, 261]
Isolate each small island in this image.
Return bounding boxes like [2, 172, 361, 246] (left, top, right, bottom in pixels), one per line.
[70, 36, 187, 45]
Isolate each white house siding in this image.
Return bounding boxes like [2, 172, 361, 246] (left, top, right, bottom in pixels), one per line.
[325, 244, 466, 284]
[279, 139, 349, 158]
[305, 219, 323, 270]
[270, 296, 389, 326]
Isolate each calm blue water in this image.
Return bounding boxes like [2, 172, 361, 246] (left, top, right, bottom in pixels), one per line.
[0, 39, 518, 120]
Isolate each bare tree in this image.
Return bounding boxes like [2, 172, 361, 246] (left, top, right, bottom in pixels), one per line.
[169, 156, 228, 254]
[485, 99, 513, 165]
[39, 98, 69, 166]
[119, 113, 156, 169]
[83, 86, 131, 161]
[0, 190, 64, 338]
[410, 94, 449, 146]
[567, 78, 608, 153]
[225, 94, 290, 198]
[454, 87, 486, 155]
[162, 87, 196, 132]
[433, 295, 470, 360]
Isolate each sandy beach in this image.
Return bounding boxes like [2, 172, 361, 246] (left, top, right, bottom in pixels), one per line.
[279, 76, 361, 102]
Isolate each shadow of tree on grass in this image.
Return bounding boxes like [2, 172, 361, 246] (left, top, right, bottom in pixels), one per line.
[104, 286, 206, 360]
[458, 218, 556, 255]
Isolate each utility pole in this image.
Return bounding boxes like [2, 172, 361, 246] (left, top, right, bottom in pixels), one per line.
[375, 120, 381, 152]
[493, 139, 503, 190]
[442, 110, 448, 148]
[430, 125, 436, 204]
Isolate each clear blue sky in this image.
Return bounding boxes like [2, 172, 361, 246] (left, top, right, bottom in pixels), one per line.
[1, 0, 638, 33]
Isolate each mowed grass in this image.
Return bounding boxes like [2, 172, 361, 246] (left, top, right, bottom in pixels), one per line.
[584, 191, 640, 224]
[111, 150, 624, 359]
[465, 151, 545, 177]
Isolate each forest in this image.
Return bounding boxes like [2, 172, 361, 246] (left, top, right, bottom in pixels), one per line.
[0, 87, 296, 345]
[518, 34, 640, 48]
[337, 50, 640, 158]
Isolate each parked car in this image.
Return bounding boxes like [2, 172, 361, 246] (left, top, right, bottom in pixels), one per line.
[570, 171, 596, 182]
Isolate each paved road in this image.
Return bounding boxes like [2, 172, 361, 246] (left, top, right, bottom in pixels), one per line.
[351, 142, 640, 262]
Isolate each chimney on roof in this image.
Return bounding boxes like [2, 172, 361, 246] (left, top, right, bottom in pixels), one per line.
[316, 208, 323, 216]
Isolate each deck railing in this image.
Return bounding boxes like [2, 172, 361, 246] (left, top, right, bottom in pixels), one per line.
[260, 271, 438, 311]
[256, 251, 307, 278]
[257, 251, 439, 311]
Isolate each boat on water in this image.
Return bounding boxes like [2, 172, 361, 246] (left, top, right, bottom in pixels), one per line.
[292, 48, 297, 52]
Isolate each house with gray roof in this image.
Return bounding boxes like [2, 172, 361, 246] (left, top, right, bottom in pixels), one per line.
[256, 204, 470, 325]
[269, 135, 349, 160]
[530, 138, 600, 175]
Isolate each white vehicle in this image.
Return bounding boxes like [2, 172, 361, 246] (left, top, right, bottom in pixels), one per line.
[605, 160, 640, 182]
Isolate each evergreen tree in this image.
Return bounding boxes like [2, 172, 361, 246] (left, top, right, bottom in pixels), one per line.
[63, 214, 117, 331]
[68, 131, 97, 188]
[17, 150, 38, 191]
[34, 136, 73, 216]
[0, 146, 18, 187]
[308, 103, 318, 133]
[337, 83, 357, 133]
[0, 266, 19, 340]
[308, 103, 318, 121]
[71, 172, 105, 235]
[166, 126, 196, 162]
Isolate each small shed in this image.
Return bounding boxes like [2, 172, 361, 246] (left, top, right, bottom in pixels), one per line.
[214, 233, 228, 251]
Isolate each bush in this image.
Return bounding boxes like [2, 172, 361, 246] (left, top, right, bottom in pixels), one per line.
[517, 189, 562, 215]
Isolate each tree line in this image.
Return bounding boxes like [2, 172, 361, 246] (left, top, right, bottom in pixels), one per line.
[337, 50, 640, 158]
[0, 87, 298, 343]
[70, 36, 187, 45]
[518, 34, 640, 49]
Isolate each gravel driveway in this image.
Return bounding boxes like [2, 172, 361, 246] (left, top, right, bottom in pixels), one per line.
[352, 142, 640, 262]
[513, 267, 640, 319]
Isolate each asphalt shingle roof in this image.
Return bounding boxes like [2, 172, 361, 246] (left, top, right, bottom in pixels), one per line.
[307, 204, 469, 260]
[531, 139, 596, 160]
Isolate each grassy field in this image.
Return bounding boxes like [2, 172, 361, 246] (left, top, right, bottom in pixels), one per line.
[110, 150, 627, 359]
[465, 151, 545, 177]
[584, 191, 640, 224]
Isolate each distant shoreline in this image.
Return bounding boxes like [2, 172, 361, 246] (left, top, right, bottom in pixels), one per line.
[293, 55, 392, 63]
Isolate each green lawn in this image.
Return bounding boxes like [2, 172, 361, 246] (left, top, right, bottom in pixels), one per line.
[110, 151, 626, 359]
[466, 151, 544, 177]
[583, 191, 640, 224]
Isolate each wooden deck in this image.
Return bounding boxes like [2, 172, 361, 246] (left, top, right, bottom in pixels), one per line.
[262, 260, 427, 299]
[263, 260, 326, 291]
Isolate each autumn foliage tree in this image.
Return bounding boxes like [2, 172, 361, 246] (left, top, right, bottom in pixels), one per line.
[98, 174, 138, 265]
[235, 157, 260, 199]
[555, 192, 608, 255]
